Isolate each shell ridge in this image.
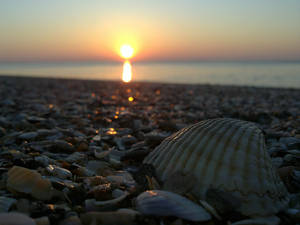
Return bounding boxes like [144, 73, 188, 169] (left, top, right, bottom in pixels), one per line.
[213, 124, 251, 188]
[178, 119, 227, 173]
[190, 119, 232, 177]
[151, 122, 202, 170]
[208, 120, 247, 185]
[240, 127, 257, 191]
[157, 120, 214, 178]
[197, 119, 242, 187]
[162, 119, 219, 179]
[184, 119, 231, 174]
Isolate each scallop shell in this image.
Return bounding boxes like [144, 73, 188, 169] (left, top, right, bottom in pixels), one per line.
[7, 166, 53, 200]
[136, 190, 211, 221]
[143, 118, 289, 216]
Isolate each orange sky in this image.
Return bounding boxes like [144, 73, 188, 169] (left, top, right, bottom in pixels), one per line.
[0, 1, 300, 62]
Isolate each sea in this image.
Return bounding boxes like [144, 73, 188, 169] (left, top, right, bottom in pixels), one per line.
[0, 61, 299, 88]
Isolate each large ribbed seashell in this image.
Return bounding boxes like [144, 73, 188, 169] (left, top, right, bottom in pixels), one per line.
[7, 166, 53, 200]
[143, 118, 290, 216]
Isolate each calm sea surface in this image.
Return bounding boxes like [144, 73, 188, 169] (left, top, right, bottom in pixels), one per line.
[0, 62, 299, 88]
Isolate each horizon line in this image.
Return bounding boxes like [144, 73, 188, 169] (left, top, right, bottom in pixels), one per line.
[1, 59, 300, 64]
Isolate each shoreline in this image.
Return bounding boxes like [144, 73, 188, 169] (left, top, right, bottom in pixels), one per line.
[1, 74, 300, 90]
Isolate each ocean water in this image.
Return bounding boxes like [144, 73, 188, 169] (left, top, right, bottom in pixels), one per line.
[0, 62, 299, 88]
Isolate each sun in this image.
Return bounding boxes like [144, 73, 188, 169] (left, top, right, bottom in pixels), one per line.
[120, 45, 134, 59]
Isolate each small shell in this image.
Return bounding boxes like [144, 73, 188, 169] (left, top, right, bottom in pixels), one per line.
[7, 166, 53, 200]
[0, 197, 17, 212]
[136, 190, 211, 222]
[144, 118, 290, 216]
[0, 212, 36, 225]
[46, 165, 72, 179]
[231, 216, 280, 225]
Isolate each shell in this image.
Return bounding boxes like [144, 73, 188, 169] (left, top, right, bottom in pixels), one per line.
[85, 191, 129, 211]
[0, 197, 17, 212]
[7, 166, 53, 200]
[136, 190, 211, 221]
[143, 118, 290, 216]
[46, 165, 72, 179]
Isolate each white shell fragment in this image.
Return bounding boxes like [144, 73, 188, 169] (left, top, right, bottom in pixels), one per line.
[7, 166, 53, 200]
[144, 118, 290, 216]
[46, 165, 72, 179]
[136, 190, 211, 222]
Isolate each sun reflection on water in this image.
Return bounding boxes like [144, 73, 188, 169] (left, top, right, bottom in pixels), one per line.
[122, 61, 132, 83]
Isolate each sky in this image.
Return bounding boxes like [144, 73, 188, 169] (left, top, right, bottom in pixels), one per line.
[0, 0, 300, 62]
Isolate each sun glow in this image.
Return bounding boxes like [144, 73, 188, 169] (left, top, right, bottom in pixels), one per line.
[122, 61, 132, 82]
[120, 45, 134, 59]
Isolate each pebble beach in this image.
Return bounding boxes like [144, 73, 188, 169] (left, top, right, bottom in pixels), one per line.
[0, 75, 300, 225]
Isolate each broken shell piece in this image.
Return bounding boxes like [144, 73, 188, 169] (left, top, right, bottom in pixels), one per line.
[198, 200, 222, 220]
[106, 171, 136, 188]
[94, 148, 112, 160]
[0, 197, 17, 212]
[46, 165, 72, 179]
[85, 191, 129, 211]
[144, 118, 290, 216]
[231, 216, 280, 225]
[0, 212, 36, 225]
[136, 190, 211, 222]
[7, 166, 53, 200]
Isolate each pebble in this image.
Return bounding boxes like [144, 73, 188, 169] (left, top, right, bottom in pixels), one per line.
[18, 132, 38, 140]
[0, 77, 299, 225]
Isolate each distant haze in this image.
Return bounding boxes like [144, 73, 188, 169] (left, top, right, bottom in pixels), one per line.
[1, 0, 300, 62]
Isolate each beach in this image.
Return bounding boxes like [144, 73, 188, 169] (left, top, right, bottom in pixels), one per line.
[0, 75, 300, 224]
